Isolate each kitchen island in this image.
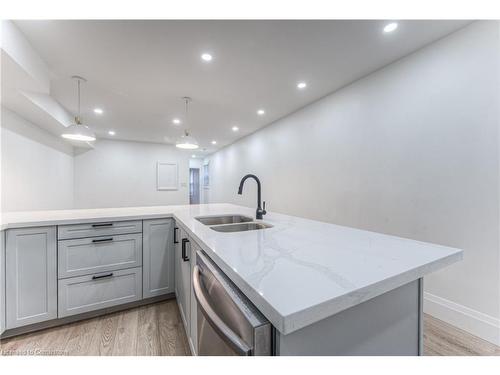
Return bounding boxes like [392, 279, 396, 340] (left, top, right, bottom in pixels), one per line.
[1, 203, 462, 355]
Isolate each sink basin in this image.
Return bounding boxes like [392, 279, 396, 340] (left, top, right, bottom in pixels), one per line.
[210, 222, 273, 233]
[196, 215, 253, 226]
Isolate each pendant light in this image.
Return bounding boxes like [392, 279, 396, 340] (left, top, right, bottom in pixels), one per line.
[175, 97, 199, 150]
[61, 76, 96, 142]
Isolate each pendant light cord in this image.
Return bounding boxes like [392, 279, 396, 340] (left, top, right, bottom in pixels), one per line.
[184, 97, 189, 136]
[77, 78, 81, 119]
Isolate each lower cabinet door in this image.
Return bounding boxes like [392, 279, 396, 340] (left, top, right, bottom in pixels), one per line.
[1, 230, 6, 334]
[176, 228, 191, 336]
[142, 219, 174, 298]
[58, 267, 142, 318]
[6, 226, 57, 329]
[174, 222, 181, 298]
[189, 241, 199, 355]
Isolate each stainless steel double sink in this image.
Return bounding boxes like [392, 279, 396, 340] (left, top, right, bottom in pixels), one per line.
[195, 214, 273, 232]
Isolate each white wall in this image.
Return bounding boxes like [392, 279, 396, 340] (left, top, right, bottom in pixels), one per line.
[74, 139, 190, 208]
[1, 107, 74, 211]
[207, 21, 500, 342]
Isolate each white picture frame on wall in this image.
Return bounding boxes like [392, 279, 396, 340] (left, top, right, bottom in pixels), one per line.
[157, 162, 178, 191]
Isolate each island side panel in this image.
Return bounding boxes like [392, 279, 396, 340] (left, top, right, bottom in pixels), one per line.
[275, 279, 422, 356]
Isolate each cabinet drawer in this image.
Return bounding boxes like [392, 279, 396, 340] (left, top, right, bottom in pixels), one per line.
[58, 267, 142, 318]
[58, 233, 143, 279]
[58, 220, 142, 240]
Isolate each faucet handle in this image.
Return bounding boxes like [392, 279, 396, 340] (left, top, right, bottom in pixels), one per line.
[263, 201, 267, 214]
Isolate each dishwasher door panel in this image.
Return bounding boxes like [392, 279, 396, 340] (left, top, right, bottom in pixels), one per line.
[193, 251, 271, 356]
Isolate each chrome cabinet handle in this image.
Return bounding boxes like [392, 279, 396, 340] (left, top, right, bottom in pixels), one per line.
[192, 265, 252, 356]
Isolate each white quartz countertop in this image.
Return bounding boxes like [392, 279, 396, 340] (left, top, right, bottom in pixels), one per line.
[1, 203, 462, 334]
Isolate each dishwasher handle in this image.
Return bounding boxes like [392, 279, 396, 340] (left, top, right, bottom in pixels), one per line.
[192, 265, 252, 356]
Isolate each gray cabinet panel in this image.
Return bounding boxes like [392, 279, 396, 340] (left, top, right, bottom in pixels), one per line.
[189, 240, 199, 355]
[58, 267, 142, 318]
[6, 227, 57, 329]
[143, 219, 174, 298]
[174, 222, 180, 299]
[58, 220, 142, 240]
[275, 280, 420, 355]
[58, 233, 142, 279]
[1, 231, 5, 334]
[175, 227, 191, 336]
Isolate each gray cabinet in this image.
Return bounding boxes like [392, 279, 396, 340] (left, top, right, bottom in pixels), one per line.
[142, 219, 175, 298]
[174, 223, 181, 298]
[5, 226, 57, 329]
[189, 240, 199, 355]
[58, 220, 142, 240]
[58, 233, 142, 279]
[58, 267, 142, 318]
[175, 226, 191, 336]
[1, 231, 5, 335]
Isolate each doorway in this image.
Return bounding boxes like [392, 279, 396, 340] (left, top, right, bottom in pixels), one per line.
[189, 168, 200, 204]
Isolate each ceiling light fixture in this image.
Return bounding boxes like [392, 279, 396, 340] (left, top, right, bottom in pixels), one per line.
[257, 109, 265, 116]
[61, 76, 96, 142]
[232, 126, 239, 132]
[94, 108, 103, 115]
[201, 53, 213, 62]
[211, 140, 217, 145]
[172, 118, 181, 125]
[108, 130, 116, 136]
[383, 22, 398, 33]
[191, 154, 196, 158]
[175, 97, 199, 150]
[297, 82, 307, 89]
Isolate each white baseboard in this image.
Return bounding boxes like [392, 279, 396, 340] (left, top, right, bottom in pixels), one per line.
[424, 292, 500, 346]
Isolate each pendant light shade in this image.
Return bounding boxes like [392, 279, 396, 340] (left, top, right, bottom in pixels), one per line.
[176, 130, 199, 149]
[61, 118, 96, 142]
[62, 76, 96, 142]
[175, 97, 199, 150]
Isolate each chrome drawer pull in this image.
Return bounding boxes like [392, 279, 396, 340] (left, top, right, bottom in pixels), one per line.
[91, 223, 113, 228]
[92, 273, 114, 280]
[92, 237, 113, 243]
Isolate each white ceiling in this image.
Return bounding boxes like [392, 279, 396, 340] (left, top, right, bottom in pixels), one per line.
[14, 20, 471, 155]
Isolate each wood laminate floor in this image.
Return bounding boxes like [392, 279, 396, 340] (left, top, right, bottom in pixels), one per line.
[1, 301, 499, 356]
[0, 300, 190, 356]
[423, 314, 500, 356]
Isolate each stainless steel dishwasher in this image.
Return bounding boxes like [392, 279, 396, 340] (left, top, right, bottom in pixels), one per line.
[192, 250, 272, 356]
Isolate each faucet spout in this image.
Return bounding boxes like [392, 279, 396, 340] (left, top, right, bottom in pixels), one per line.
[237, 174, 266, 220]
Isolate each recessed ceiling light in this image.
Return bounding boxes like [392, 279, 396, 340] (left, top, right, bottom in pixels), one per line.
[211, 140, 217, 145]
[297, 82, 307, 89]
[383, 22, 398, 33]
[257, 109, 265, 116]
[108, 130, 115, 136]
[201, 53, 213, 62]
[191, 154, 196, 158]
[172, 118, 181, 125]
[232, 126, 239, 132]
[93, 108, 103, 115]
